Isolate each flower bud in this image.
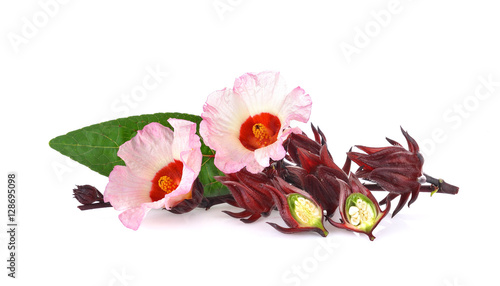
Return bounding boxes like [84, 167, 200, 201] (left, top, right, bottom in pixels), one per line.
[347, 127, 424, 216]
[281, 124, 350, 217]
[73, 185, 104, 205]
[216, 169, 275, 223]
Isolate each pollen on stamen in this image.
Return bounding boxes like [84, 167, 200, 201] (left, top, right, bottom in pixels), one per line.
[252, 123, 270, 143]
[158, 176, 178, 193]
[239, 112, 281, 151]
[149, 160, 183, 202]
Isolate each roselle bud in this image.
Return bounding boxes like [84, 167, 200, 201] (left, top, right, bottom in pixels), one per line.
[285, 132, 321, 163]
[73, 185, 104, 205]
[265, 178, 328, 237]
[216, 169, 275, 223]
[281, 124, 349, 217]
[347, 127, 424, 216]
[168, 178, 204, 214]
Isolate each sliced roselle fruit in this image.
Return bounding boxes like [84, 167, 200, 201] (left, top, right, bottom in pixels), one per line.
[326, 173, 390, 241]
[264, 178, 328, 237]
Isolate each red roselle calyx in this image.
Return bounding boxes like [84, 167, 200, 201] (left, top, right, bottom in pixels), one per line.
[347, 127, 425, 216]
[215, 167, 329, 236]
[280, 124, 350, 217]
[73, 185, 104, 205]
[73, 120, 459, 239]
[326, 173, 390, 241]
[215, 169, 276, 223]
[265, 177, 328, 237]
[74, 185, 112, 211]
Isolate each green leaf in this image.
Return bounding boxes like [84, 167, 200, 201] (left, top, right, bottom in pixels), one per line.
[49, 112, 229, 197]
[198, 145, 229, 197]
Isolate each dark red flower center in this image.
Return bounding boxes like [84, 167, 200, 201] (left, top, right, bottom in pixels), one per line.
[239, 112, 281, 151]
[150, 160, 183, 202]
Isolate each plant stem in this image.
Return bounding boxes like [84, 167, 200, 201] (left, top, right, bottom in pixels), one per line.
[198, 194, 236, 210]
[423, 173, 459, 194]
[364, 173, 459, 195]
[77, 202, 112, 210]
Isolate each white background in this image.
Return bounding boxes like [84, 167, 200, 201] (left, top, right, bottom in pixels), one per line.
[1, 1, 499, 285]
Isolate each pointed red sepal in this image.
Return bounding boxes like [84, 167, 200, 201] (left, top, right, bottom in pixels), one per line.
[342, 149, 352, 174]
[311, 123, 321, 144]
[222, 210, 253, 219]
[303, 174, 338, 217]
[354, 145, 389, 155]
[285, 133, 321, 163]
[267, 222, 328, 237]
[347, 128, 424, 217]
[216, 169, 275, 223]
[319, 145, 346, 177]
[392, 192, 410, 217]
[385, 137, 402, 147]
[296, 147, 322, 174]
[401, 126, 419, 153]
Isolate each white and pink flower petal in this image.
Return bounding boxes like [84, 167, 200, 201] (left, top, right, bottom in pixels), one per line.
[212, 137, 255, 174]
[104, 165, 152, 211]
[278, 86, 312, 125]
[117, 122, 175, 180]
[104, 120, 202, 230]
[118, 204, 153, 231]
[200, 71, 312, 174]
[233, 71, 288, 116]
[200, 89, 250, 144]
[168, 118, 202, 172]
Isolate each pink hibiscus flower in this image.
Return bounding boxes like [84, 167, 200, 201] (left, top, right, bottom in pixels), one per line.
[104, 119, 202, 230]
[200, 71, 312, 174]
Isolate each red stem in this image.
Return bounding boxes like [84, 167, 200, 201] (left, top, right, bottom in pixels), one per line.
[78, 202, 112, 210]
[365, 173, 459, 195]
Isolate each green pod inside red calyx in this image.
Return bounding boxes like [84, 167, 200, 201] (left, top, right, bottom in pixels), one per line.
[344, 193, 378, 233]
[327, 173, 390, 241]
[265, 178, 328, 237]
